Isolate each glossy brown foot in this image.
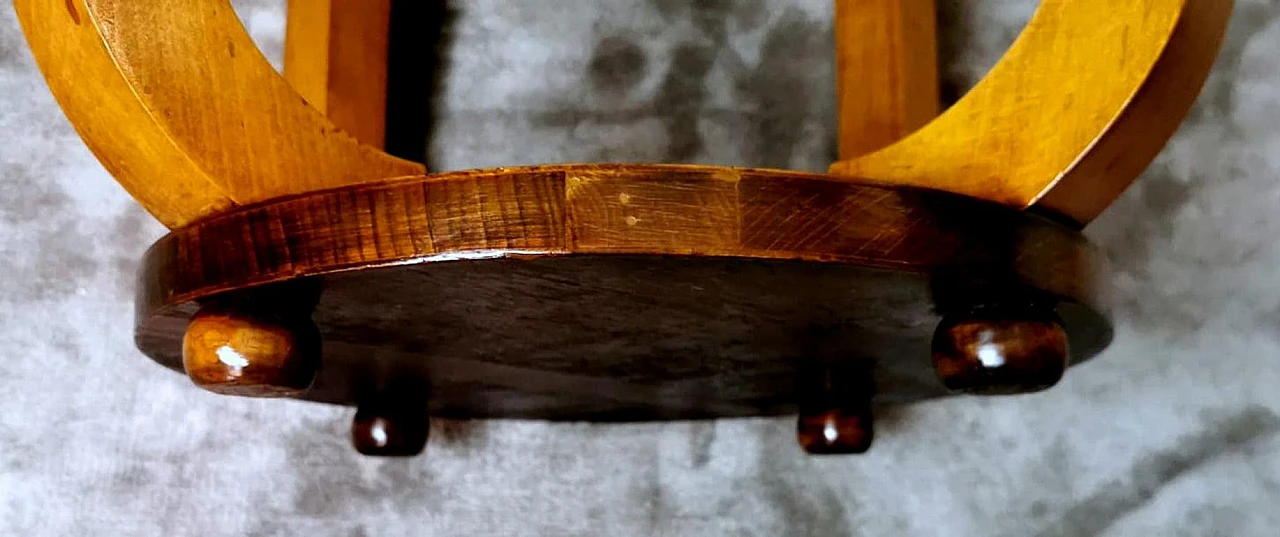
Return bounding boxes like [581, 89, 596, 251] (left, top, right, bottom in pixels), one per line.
[796, 364, 874, 454]
[352, 404, 429, 457]
[798, 405, 874, 455]
[931, 305, 1069, 395]
[182, 305, 321, 397]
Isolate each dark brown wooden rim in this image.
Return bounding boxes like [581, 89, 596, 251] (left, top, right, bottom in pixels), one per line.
[136, 164, 1109, 324]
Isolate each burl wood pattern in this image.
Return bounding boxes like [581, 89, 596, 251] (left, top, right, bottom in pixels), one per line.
[931, 307, 1070, 394]
[135, 165, 1111, 420]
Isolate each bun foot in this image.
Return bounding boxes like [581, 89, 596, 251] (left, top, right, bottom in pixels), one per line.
[182, 305, 321, 397]
[352, 404, 429, 457]
[931, 305, 1069, 395]
[796, 363, 874, 455]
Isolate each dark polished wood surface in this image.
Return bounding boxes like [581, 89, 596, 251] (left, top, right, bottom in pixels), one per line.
[932, 306, 1071, 394]
[134, 165, 1112, 420]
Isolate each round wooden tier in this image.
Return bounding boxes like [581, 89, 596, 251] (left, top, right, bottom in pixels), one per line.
[134, 165, 1112, 421]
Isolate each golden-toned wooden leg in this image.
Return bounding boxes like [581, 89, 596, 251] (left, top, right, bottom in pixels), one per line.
[352, 403, 429, 457]
[931, 305, 1068, 394]
[14, 0, 422, 228]
[182, 305, 321, 397]
[832, 0, 1232, 226]
[835, 0, 938, 159]
[285, 0, 393, 148]
[796, 364, 874, 455]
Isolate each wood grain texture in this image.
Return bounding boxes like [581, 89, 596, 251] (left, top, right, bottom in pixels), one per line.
[830, 0, 1232, 226]
[835, 0, 938, 159]
[14, 0, 424, 228]
[284, 0, 392, 148]
[133, 165, 1112, 420]
[136, 165, 1103, 305]
[182, 305, 321, 397]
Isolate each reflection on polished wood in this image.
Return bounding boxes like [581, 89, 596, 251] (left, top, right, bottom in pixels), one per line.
[797, 363, 875, 455]
[352, 404, 429, 457]
[932, 306, 1069, 395]
[182, 306, 321, 398]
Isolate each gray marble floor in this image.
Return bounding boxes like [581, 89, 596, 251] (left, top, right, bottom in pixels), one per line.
[2, 1, 1280, 535]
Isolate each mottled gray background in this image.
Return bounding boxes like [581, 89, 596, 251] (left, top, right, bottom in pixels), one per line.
[2, 1, 1280, 535]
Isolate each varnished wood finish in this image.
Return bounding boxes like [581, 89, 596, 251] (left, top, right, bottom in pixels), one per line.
[830, 0, 1232, 225]
[931, 306, 1069, 394]
[134, 165, 1111, 420]
[352, 405, 429, 457]
[134, 165, 1104, 305]
[796, 363, 874, 454]
[14, 0, 424, 227]
[835, 0, 938, 159]
[182, 305, 320, 397]
[285, 0, 392, 148]
[17, 0, 1229, 228]
[798, 408, 874, 455]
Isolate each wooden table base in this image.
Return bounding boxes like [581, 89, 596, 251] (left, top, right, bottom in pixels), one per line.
[133, 165, 1112, 452]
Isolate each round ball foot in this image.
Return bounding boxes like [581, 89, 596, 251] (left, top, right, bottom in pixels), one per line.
[795, 364, 874, 455]
[931, 305, 1069, 395]
[797, 406, 873, 455]
[182, 306, 320, 397]
[352, 405, 429, 457]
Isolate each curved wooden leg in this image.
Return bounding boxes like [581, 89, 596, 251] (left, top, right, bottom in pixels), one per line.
[831, 0, 1232, 225]
[14, 0, 423, 228]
